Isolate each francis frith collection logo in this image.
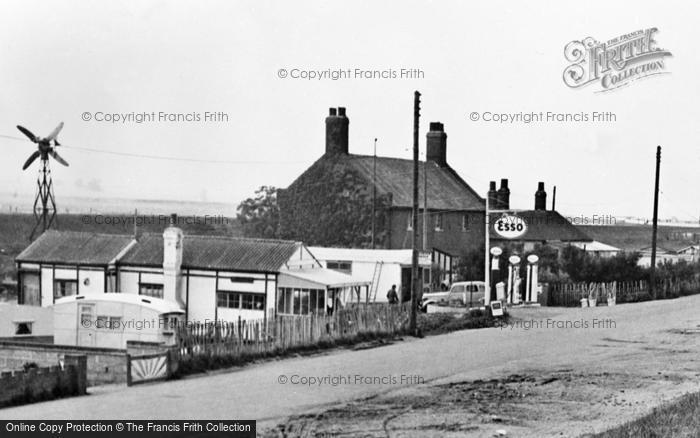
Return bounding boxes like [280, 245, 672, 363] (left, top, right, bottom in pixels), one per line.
[563, 28, 672, 92]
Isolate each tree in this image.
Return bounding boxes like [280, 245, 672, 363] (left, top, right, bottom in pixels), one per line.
[236, 186, 280, 239]
[560, 245, 644, 282]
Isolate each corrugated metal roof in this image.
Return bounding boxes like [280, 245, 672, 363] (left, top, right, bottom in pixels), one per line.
[15, 230, 134, 265]
[120, 233, 301, 272]
[279, 267, 370, 288]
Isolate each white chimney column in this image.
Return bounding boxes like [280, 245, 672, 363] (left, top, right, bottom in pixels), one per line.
[163, 214, 184, 306]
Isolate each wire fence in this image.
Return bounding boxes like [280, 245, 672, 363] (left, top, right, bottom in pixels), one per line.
[543, 277, 700, 307]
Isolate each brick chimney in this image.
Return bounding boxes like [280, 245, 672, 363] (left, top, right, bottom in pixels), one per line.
[487, 181, 498, 207]
[426, 122, 447, 167]
[325, 107, 349, 155]
[162, 213, 184, 306]
[496, 179, 510, 210]
[534, 182, 547, 210]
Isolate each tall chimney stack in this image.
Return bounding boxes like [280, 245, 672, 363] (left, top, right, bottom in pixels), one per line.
[426, 122, 447, 167]
[534, 182, 547, 210]
[325, 107, 349, 155]
[487, 181, 498, 208]
[162, 213, 184, 307]
[496, 179, 510, 210]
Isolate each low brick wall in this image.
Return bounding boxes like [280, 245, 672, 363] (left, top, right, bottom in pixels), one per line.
[0, 355, 87, 408]
[0, 341, 126, 386]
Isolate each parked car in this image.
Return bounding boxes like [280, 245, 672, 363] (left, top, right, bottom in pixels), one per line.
[420, 281, 486, 311]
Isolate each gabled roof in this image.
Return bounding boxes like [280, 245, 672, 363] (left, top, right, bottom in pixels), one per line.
[16, 230, 134, 266]
[288, 154, 484, 211]
[490, 210, 592, 242]
[119, 233, 302, 272]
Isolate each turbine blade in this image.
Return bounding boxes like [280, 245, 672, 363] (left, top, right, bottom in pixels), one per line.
[46, 122, 64, 141]
[17, 125, 37, 142]
[50, 149, 69, 167]
[22, 150, 41, 170]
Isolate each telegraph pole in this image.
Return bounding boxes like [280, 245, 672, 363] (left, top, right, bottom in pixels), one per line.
[372, 138, 377, 249]
[422, 160, 428, 251]
[484, 192, 490, 306]
[650, 146, 661, 298]
[410, 91, 421, 335]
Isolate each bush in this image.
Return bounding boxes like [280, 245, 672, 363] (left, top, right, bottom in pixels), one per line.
[417, 308, 506, 335]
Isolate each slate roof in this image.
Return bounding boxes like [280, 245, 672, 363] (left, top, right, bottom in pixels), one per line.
[119, 233, 301, 272]
[346, 155, 484, 210]
[289, 154, 484, 211]
[16, 230, 134, 266]
[489, 210, 592, 242]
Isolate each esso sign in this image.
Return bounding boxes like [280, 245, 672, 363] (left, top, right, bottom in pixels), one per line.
[493, 214, 527, 239]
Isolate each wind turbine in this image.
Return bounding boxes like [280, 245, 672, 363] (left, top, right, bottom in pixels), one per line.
[17, 122, 69, 239]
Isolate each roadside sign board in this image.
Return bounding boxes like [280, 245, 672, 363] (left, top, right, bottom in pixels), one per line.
[490, 301, 504, 317]
[493, 214, 528, 239]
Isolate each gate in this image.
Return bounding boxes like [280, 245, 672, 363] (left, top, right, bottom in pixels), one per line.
[126, 351, 172, 386]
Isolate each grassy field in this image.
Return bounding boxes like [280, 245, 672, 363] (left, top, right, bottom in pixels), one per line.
[0, 213, 243, 278]
[594, 391, 700, 438]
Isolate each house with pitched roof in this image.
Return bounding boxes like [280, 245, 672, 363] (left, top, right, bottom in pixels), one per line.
[15, 216, 368, 333]
[278, 109, 487, 281]
[278, 107, 592, 281]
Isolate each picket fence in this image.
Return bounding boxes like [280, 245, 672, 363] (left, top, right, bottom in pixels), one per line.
[173, 303, 411, 361]
[545, 277, 700, 307]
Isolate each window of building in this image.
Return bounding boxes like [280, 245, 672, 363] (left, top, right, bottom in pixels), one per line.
[96, 316, 121, 330]
[435, 213, 444, 231]
[326, 261, 352, 274]
[276, 287, 325, 315]
[14, 321, 33, 335]
[19, 272, 40, 306]
[54, 279, 78, 300]
[139, 283, 164, 299]
[462, 214, 470, 231]
[217, 291, 264, 310]
[229, 277, 256, 284]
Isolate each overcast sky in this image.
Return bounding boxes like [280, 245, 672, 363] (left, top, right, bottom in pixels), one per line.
[0, 0, 698, 221]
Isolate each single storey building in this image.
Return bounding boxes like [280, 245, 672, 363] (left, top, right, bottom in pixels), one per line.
[15, 216, 368, 328]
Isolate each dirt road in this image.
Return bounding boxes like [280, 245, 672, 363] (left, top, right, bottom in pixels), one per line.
[2, 296, 700, 437]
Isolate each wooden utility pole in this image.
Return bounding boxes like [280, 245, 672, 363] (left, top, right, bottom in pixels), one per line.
[422, 160, 428, 251]
[410, 91, 421, 334]
[372, 138, 377, 249]
[484, 192, 490, 306]
[650, 146, 661, 298]
[551, 186, 557, 211]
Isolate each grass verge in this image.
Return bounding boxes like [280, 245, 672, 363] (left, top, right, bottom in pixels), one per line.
[593, 391, 700, 438]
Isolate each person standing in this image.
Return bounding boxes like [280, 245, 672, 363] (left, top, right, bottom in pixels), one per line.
[386, 285, 399, 304]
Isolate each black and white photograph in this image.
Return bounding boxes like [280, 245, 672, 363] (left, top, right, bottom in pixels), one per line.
[0, 1, 698, 437]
